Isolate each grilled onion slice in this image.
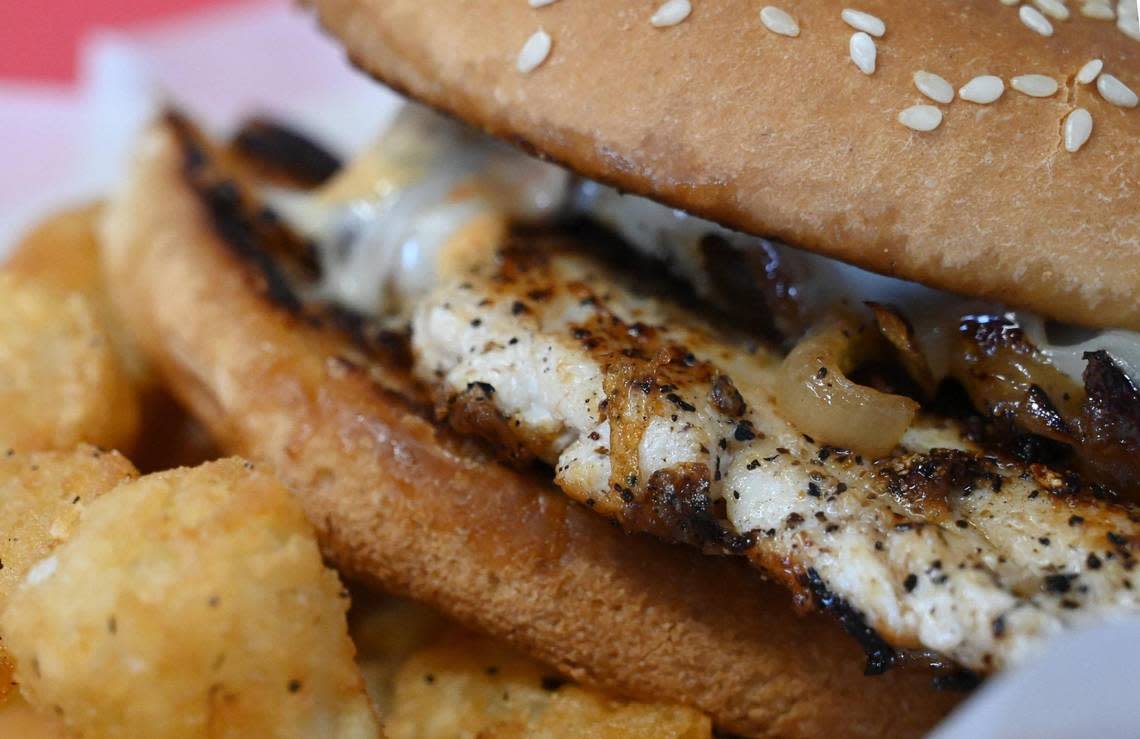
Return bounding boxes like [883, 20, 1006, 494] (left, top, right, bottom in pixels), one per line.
[777, 316, 919, 458]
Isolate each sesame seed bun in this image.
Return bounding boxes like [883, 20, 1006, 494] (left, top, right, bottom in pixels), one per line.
[308, 0, 1140, 330]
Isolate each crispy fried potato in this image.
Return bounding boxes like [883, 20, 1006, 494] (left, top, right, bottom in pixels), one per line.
[6, 204, 106, 296]
[5, 205, 213, 471]
[383, 631, 712, 739]
[0, 692, 68, 738]
[349, 593, 448, 717]
[0, 446, 137, 610]
[0, 446, 137, 704]
[0, 274, 140, 453]
[5, 204, 152, 388]
[2, 458, 380, 739]
[348, 595, 710, 738]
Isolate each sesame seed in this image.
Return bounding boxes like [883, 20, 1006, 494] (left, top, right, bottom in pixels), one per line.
[1019, 5, 1055, 35]
[898, 104, 943, 132]
[651, 0, 692, 27]
[1076, 58, 1104, 84]
[1011, 74, 1059, 97]
[1097, 73, 1139, 108]
[849, 32, 876, 75]
[528, 0, 560, 6]
[1117, 14, 1140, 40]
[1063, 108, 1093, 152]
[1080, 1, 1115, 20]
[959, 75, 1005, 104]
[516, 30, 552, 73]
[1033, 0, 1070, 20]
[1000, 0, 1018, 5]
[760, 6, 800, 36]
[914, 70, 955, 103]
[841, 9, 886, 37]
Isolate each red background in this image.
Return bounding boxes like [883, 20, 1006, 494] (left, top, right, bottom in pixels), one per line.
[1, 0, 249, 82]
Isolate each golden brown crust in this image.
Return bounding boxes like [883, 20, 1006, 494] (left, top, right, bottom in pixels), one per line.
[101, 118, 960, 737]
[6, 203, 108, 295]
[0, 446, 138, 706]
[2, 458, 380, 737]
[5, 204, 218, 471]
[309, 0, 1140, 331]
[6, 202, 154, 389]
[0, 273, 140, 454]
[0, 693, 66, 738]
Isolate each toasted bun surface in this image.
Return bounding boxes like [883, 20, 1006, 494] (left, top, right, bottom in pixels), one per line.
[101, 117, 960, 737]
[310, 0, 1139, 330]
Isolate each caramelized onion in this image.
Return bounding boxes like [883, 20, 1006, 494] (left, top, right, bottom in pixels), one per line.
[777, 317, 919, 458]
[868, 302, 937, 398]
[951, 316, 1140, 495]
[951, 315, 1084, 434]
[1078, 351, 1140, 494]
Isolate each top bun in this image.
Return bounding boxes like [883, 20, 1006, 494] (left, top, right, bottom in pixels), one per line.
[311, 0, 1140, 330]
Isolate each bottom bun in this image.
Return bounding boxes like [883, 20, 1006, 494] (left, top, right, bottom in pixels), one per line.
[100, 114, 961, 737]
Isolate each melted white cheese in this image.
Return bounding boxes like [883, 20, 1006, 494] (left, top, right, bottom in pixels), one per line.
[1019, 313, 1140, 387]
[269, 105, 569, 318]
[271, 103, 1140, 384]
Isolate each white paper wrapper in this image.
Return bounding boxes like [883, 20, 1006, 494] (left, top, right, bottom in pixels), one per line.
[1, 4, 1138, 736]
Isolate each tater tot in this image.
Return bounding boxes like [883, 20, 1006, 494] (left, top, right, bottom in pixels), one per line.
[5, 203, 152, 388]
[0, 274, 140, 453]
[2, 458, 380, 739]
[0, 446, 137, 703]
[0, 691, 68, 738]
[6, 204, 107, 296]
[5, 205, 216, 473]
[352, 600, 712, 739]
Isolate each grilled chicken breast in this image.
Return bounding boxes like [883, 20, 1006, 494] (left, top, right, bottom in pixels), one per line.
[413, 243, 1140, 673]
